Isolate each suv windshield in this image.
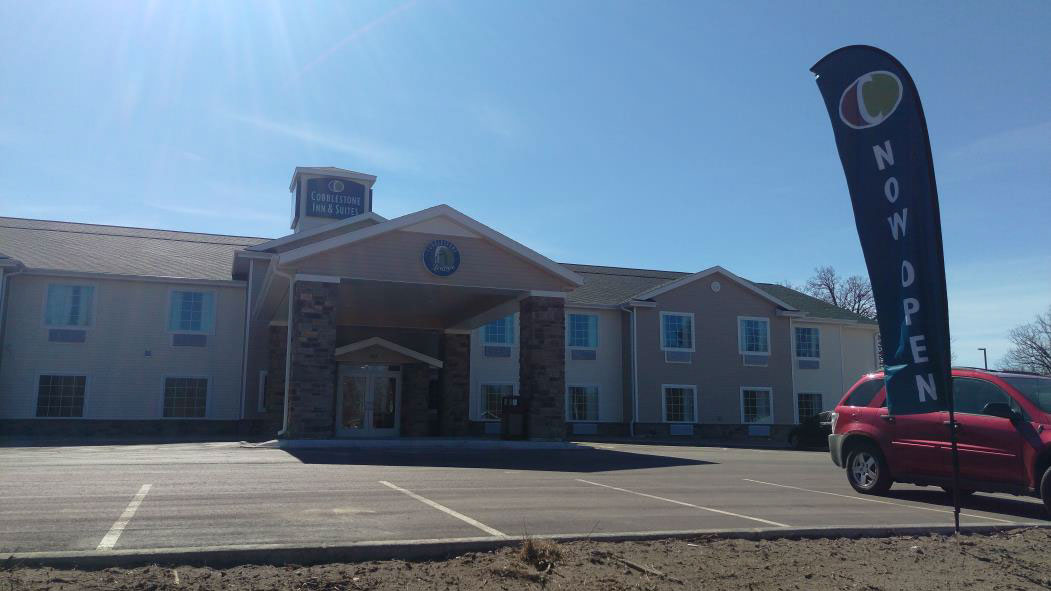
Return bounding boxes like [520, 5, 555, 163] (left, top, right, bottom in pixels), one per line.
[1002, 376, 1051, 412]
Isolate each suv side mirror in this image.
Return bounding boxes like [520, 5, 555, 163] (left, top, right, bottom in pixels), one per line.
[983, 402, 1020, 422]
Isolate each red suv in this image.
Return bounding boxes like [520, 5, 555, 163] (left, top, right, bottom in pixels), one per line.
[829, 368, 1051, 514]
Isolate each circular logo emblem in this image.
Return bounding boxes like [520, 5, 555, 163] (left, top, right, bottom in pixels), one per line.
[423, 239, 460, 276]
[838, 71, 903, 130]
[328, 179, 345, 193]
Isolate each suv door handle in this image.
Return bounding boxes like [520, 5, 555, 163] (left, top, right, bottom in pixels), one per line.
[880, 415, 895, 423]
[943, 420, 961, 431]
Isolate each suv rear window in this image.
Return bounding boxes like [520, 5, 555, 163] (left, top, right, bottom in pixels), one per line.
[844, 379, 883, 407]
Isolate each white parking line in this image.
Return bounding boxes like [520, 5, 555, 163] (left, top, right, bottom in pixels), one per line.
[96, 484, 152, 551]
[379, 481, 506, 537]
[576, 479, 789, 528]
[742, 479, 1015, 524]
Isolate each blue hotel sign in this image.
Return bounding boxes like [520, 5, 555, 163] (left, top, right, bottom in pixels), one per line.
[305, 177, 365, 220]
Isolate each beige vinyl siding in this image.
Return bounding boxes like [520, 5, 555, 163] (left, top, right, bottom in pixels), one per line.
[469, 312, 519, 421]
[293, 230, 572, 293]
[634, 272, 795, 425]
[564, 307, 623, 422]
[0, 274, 246, 420]
[790, 321, 880, 418]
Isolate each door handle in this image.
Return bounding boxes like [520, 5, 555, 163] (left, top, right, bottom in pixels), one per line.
[880, 415, 895, 423]
[943, 420, 961, 431]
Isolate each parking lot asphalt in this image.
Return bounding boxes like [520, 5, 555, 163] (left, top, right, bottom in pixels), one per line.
[1, 441, 1047, 554]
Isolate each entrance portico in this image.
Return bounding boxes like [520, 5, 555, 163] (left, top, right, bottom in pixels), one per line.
[237, 173, 583, 440]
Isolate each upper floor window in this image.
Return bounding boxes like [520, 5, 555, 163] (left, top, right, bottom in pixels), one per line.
[739, 317, 770, 355]
[44, 284, 94, 327]
[660, 312, 694, 351]
[795, 327, 820, 359]
[168, 291, 215, 333]
[568, 314, 598, 348]
[483, 315, 515, 346]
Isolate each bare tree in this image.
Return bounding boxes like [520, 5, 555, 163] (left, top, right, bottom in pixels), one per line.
[1001, 306, 1051, 376]
[802, 266, 876, 320]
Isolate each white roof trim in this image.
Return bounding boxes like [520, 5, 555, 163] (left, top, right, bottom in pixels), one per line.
[288, 167, 377, 192]
[633, 265, 798, 311]
[334, 337, 444, 368]
[245, 212, 388, 252]
[277, 205, 584, 286]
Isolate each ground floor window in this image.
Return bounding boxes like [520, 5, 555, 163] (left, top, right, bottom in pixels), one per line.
[741, 388, 773, 423]
[36, 375, 86, 417]
[480, 383, 514, 421]
[164, 377, 208, 418]
[662, 385, 697, 423]
[567, 385, 599, 421]
[797, 392, 822, 421]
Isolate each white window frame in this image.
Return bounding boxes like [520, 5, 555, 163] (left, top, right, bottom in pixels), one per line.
[738, 316, 771, 356]
[661, 384, 698, 423]
[34, 372, 90, 419]
[478, 382, 516, 422]
[795, 391, 823, 424]
[740, 387, 774, 424]
[41, 282, 97, 329]
[166, 288, 218, 336]
[257, 370, 268, 413]
[482, 315, 516, 346]
[794, 326, 820, 360]
[565, 384, 600, 422]
[566, 313, 599, 350]
[160, 375, 211, 419]
[659, 311, 695, 352]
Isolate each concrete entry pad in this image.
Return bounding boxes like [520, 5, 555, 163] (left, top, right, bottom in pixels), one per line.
[0, 442, 1047, 555]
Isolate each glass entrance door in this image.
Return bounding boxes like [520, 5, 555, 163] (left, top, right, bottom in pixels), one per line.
[337, 366, 401, 437]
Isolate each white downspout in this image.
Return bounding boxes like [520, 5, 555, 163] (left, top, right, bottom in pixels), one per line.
[274, 267, 295, 437]
[620, 304, 639, 438]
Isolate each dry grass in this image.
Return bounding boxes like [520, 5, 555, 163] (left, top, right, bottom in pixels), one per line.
[518, 537, 562, 572]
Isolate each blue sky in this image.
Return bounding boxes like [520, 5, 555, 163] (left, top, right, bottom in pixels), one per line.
[1, 1, 1048, 368]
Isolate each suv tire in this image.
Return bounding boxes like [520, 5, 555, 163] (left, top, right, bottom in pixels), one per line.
[1041, 466, 1051, 517]
[846, 443, 892, 495]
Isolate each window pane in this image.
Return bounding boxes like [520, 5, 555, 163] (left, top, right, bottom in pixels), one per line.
[795, 327, 820, 358]
[662, 314, 692, 349]
[741, 319, 769, 354]
[797, 393, 822, 420]
[568, 314, 597, 348]
[36, 374, 86, 417]
[484, 316, 513, 345]
[481, 384, 513, 420]
[568, 386, 599, 421]
[163, 377, 208, 418]
[170, 291, 214, 333]
[45, 285, 94, 327]
[743, 390, 772, 423]
[663, 387, 695, 422]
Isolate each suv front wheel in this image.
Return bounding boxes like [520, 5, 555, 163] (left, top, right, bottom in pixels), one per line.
[1041, 466, 1051, 517]
[846, 444, 892, 495]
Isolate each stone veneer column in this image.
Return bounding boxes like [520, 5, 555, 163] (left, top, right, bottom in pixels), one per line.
[400, 363, 432, 437]
[285, 281, 339, 439]
[519, 296, 566, 440]
[264, 324, 288, 434]
[440, 333, 470, 436]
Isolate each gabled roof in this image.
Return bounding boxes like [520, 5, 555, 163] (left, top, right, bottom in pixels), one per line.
[277, 204, 585, 287]
[0, 217, 267, 280]
[561, 264, 687, 306]
[633, 265, 797, 311]
[334, 337, 443, 368]
[246, 212, 387, 253]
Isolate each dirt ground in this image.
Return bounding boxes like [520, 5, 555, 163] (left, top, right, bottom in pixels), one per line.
[3, 528, 1051, 591]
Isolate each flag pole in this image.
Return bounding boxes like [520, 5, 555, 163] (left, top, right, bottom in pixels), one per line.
[947, 374, 962, 533]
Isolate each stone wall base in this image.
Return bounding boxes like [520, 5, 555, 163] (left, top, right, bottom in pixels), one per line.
[0, 419, 262, 441]
[633, 422, 794, 442]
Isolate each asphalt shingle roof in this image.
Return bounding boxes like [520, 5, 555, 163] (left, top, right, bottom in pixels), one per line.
[0, 217, 268, 281]
[0, 217, 874, 324]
